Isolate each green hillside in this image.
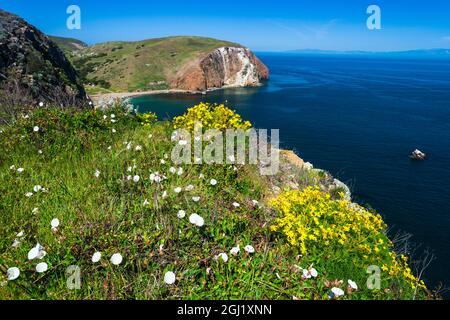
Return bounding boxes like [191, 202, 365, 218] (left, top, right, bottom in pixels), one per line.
[71, 36, 239, 93]
[48, 36, 88, 54]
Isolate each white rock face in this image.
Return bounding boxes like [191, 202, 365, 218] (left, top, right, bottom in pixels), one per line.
[212, 47, 261, 87]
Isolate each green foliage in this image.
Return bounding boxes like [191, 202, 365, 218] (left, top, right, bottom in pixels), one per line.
[0, 106, 432, 300]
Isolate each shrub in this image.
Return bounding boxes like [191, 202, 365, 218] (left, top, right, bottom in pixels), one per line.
[137, 112, 157, 127]
[270, 187, 427, 292]
[173, 102, 252, 131]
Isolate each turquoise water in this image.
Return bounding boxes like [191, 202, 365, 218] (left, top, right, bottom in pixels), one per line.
[131, 54, 450, 292]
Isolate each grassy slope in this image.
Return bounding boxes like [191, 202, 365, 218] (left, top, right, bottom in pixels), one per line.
[49, 36, 88, 54]
[0, 106, 430, 300]
[71, 36, 239, 93]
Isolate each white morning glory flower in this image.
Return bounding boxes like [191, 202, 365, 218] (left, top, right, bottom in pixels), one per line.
[174, 187, 182, 194]
[230, 245, 240, 255]
[232, 202, 240, 208]
[110, 253, 123, 265]
[92, 252, 102, 263]
[33, 126, 39, 132]
[7, 267, 20, 281]
[94, 169, 101, 178]
[244, 245, 255, 254]
[169, 167, 176, 174]
[192, 196, 200, 202]
[189, 213, 204, 227]
[218, 253, 228, 263]
[143, 199, 149, 206]
[133, 175, 140, 183]
[164, 271, 176, 285]
[210, 179, 217, 186]
[35, 262, 48, 273]
[39, 102, 44, 107]
[25, 192, 33, 198]
[28, 243, 46, 260]
[51, 218, 60, 229]
[177, 167, 184, 176]
[112, 128, 117, 133]
[17, 167, 24, 173]
[135, 145, 142, 151]
[177, 210, 186, 219]
[185, 185, 194, 191]
[330, 287, 345, 298]
[348, 279, 358, 290]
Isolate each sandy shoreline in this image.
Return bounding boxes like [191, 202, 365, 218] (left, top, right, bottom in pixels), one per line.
[90, 89, 206, 105]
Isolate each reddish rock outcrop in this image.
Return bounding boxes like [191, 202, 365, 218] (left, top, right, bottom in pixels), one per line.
[170, 47, 269, 91]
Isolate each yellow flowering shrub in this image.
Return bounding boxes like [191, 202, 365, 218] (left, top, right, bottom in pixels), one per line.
[270, 187, 426, 291]
[137, 112, 157, 127]
[173, 102, 252, 131]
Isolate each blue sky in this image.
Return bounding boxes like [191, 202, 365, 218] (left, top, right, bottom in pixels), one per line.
[2, 0, 450, 51]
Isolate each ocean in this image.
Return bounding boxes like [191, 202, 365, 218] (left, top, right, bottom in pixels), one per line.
[131, 53, 450, 293]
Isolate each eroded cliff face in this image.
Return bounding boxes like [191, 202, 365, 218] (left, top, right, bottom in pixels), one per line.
[170, 47, 269, 91]
[0, 10, 87, 107]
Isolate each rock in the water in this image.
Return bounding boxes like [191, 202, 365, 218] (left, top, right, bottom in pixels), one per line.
[0, 10, 87, 108]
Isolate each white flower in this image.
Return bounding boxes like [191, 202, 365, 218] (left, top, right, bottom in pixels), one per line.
[252, 200, 259, 206]
[38, 149, 43, 154]
[230, 245, 240, 255]
[9, 165, 16, 170]
[348, 279, 358, 290]
[177, 210, 186, 219]
[33, 126, 39, 132]
[174, 187, 182, 194]
[185, 184, 194, 191]
[244, 245, 255, 254]
[36, 262, 48, 273]
[330, 287, 345, 298]
[192, 196, 200, 202]
[232, 202, 240, 208]
[178, 140, 188, 146]
[164, 271, 176, 285]
[135, 145, 142, 151]
[110, 114, 116, 119]
[126, 142, 132, 150]
[218, 252, 228, 263]
[17, 167, 24, 173]
[7, 267, 20, 281]
[112, 128, 117, 133]
[110, 253, 123, 265]
[33, 185, 42, 193]
[39, 102, 44, 107]
[92, 252, 102, 263]
[133, 175, 140, 183]
[210, 179, 217, 186]
[28, 243, 46, 260]
[160, 159, 166, 164]
[169, 167, 176, 174]
[17, 231, 24, 238]
[111, 119, 117, 123]
[162, 191, 168, 199]
[94, 170, 101, 178]
[177, 167, 184, 176]
[199, 173, 205, 179]
[309, 268, 318, 278]
[32, 207, 39, 215]
[143, 199, 149, 206]
[189, 213, 204, 227]
[51, 218, 60, 229]
[25, 192, 33, 198]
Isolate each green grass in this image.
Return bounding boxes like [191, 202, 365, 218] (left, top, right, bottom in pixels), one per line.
[49, 36, 88, 55]
[0, 106, 432, 300]
[70, 36, 239, 92]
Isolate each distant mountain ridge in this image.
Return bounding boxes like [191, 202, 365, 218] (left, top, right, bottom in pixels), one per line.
[49, 36, 88, 54]
[284, 48, 450, 58]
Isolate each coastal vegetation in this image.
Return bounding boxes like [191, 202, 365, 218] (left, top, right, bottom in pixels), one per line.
[0, 102, 432, 300]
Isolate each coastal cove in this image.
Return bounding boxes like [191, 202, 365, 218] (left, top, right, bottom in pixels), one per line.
[130, 53, 450, 292]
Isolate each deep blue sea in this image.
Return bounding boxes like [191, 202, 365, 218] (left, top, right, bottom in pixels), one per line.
[132, 54, 450, 293]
